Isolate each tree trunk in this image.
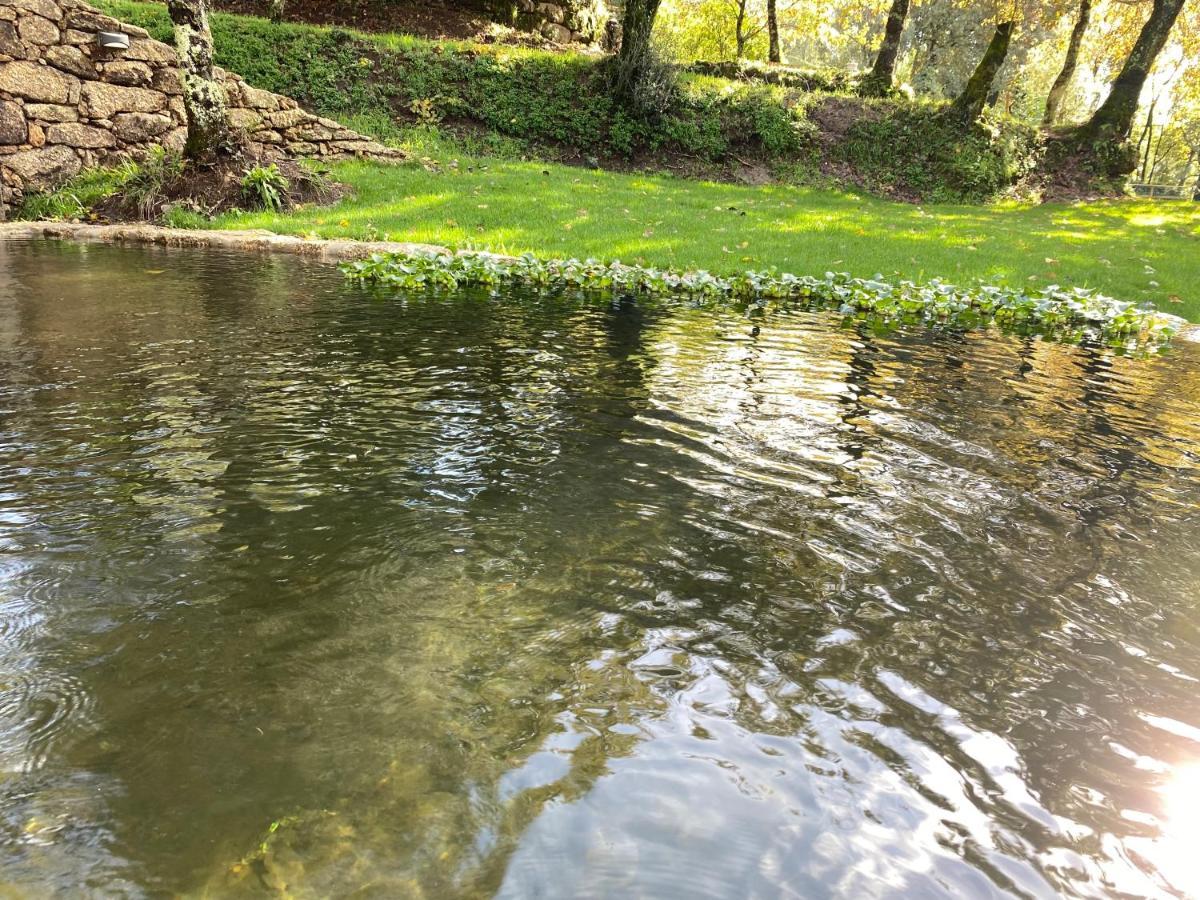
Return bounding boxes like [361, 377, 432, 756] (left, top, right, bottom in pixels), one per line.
[1042, 0, 1091, 127]
[268, 0, 285, 23]
[1082, 0, 1187, 141]
[909, 31, 941, 84]
[1137, 101, 1156, 181]
[611, 0, 662, 104]
[949, 21, 1014, 124]
[166, 0, 229, 159]
[735, 0, 747, 60]
[767, 0, 780, 63]
[860, 0, 910, 96]
[1177, 148, 1197, 187]
[1147, 128, 1168, 182]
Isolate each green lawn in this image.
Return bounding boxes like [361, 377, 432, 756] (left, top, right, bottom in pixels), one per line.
[219, 156, 1200, 321]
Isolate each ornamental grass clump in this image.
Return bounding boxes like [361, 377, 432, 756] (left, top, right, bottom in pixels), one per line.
[341, 251, 1179, 348]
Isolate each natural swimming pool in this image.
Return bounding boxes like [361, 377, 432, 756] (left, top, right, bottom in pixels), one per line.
[2, 240, 1199, 897]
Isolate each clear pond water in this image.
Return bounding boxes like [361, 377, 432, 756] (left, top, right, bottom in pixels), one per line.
[2, 240, 1200, 898]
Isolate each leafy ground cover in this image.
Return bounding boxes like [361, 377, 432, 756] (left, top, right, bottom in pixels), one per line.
[343, 249, 1180, 348]
[217, 154, 1200, 321]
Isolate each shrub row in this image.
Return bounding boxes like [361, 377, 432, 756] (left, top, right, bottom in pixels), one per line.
[684, 61, 851, 93]
[835, 103, 1041, 202]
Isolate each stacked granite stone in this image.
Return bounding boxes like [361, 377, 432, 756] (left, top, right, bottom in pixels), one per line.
[0, 0, 400, 212]
[514, 0, 611, 46]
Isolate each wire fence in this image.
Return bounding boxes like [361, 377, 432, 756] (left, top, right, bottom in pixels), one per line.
[1129, 183, 1197, 200]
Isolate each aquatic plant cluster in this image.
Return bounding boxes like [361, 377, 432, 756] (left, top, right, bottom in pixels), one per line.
[341, 251, 1179, 346]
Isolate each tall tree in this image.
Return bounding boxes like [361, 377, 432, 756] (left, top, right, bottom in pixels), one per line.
[861, 0, 911, 96]
[166, 0, 229, 158]
[767, 0, 781, 63]
[1043, 0, 1092, 126]
[1082, 0, 1188, 140]
[949, 20, 1014, 123]
[732, 0, 766, 59]
[611, 0, 663, 103]
[735, 0, 749, 57]
[1137, 98, 1159, 179]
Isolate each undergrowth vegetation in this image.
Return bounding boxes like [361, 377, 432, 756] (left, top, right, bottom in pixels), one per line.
[94, 0, 1042, 201]
[16, 166, 136, 222]
[342, 250, 1180, 348]
[836, 104, 1041, 203]
[16, 147, 331, 225]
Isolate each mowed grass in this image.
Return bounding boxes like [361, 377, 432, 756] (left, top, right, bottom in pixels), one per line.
[218, 156, 1200, 320]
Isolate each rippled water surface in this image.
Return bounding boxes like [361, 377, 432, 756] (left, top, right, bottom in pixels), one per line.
[3, 241, 1200, 898]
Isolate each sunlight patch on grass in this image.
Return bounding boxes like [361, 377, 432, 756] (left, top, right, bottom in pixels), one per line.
[212, 158, 1200, 321]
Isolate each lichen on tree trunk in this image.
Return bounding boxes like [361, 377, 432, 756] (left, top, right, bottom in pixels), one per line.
[166, 0, 229, 159]
[860, 0, 910, 96]
[1042, 0, 1091, 127]
[268, 0, 285, 23]
[1081, 0, 1187, 142]
[949, 21, 1014, 124]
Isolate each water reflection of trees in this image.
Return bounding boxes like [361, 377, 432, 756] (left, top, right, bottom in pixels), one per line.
[0, 262, 681, 894]
[606, 308, 1200, 896]
[4, 244, 1200, 897]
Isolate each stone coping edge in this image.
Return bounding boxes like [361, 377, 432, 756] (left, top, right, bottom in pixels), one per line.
[4, 220, 1196, 341]
[0, 221, 459, 262]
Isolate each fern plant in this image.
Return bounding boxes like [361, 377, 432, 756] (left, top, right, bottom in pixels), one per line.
[240, 164, 290, 211]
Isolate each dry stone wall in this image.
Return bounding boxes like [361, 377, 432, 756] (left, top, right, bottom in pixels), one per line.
[513, 0, 612, 45]
[0, 0, 400, 214]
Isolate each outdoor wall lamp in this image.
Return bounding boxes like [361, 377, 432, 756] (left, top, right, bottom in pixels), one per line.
[96, 32, 131, 50]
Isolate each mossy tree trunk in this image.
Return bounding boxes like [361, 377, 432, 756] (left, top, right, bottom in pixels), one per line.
[611, 0, 662, 103]
[268, 0, 285, 24]
[166, 0, 229, 159]
[1081, 0, 1187, 141]
[860, 0, 910, 96]
[1042, 0, 1091, 127]
[767, 0, 780, 63]
[949, 21, 1014, 124]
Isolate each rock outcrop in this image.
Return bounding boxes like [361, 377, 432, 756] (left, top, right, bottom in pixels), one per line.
[0, 0, 401, 214]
